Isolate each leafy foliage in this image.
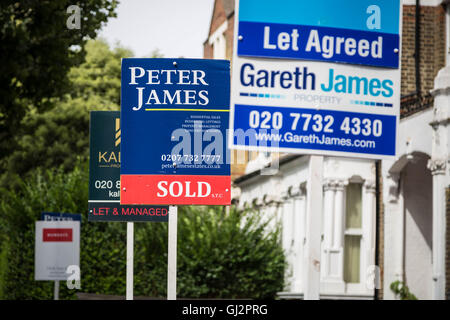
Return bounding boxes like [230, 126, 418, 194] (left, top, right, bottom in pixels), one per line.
[0, 162, 286, 299]
[0, 39, 132, 187]
[143, 206, 286, 299]
[0, 0, 118, 162]
[0, 161, 90, 299]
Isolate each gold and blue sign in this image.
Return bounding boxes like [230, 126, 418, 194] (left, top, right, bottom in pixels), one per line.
[88, 111, 168, 221]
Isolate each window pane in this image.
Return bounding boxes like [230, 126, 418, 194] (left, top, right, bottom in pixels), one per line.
[345, 183, 362, 229]
[344, 235, 361, 283]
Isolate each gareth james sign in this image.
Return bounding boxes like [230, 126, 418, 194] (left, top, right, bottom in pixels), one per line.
[229, 0, 401, 159]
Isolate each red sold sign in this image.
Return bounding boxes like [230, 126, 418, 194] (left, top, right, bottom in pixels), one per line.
[121, 175, 231, 205]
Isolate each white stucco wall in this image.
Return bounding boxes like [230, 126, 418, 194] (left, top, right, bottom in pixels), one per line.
[382, 108, 434, 299]
[403, 157, 433, 299]
[237, 155, 376, 298]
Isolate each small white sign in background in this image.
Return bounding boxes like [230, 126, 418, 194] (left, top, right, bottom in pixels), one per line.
[35, 221, 80, 281]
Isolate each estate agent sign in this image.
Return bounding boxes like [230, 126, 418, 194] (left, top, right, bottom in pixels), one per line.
[120, 58, 231, 205]
[229, 0, 401, 159]
[88, 111, 168, 221]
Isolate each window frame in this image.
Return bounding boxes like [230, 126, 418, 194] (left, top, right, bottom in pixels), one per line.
[343, 179, 364, 286]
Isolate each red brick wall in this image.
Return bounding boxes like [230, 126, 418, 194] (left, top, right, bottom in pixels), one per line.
[203, 0, 227, 59]
[209, 0, 227, 37]
[203, 41, 213, 59]
[225, 13, 234, 61]
[203, 1, 245, 181]
[401, 5, 446, 96]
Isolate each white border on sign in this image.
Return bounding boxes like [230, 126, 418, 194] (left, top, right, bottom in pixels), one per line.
[228, 0, 403, 160]
[35, 221, 80, 281]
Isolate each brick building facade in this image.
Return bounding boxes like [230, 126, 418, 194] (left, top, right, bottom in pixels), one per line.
[401, 5, 446, 97]
[204, 0, 450, 299]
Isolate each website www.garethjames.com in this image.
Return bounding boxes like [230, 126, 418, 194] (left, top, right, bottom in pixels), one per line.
[255, 131, 377, 149]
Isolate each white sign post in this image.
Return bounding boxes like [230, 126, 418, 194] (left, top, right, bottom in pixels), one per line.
[125, 209, 178, 301]
[126, 222, 134, 300]
[35, 221, 80, 300]
[167, 206, 178, 300]
[304, 156, 323, 299]
[54, 280, 60, 300]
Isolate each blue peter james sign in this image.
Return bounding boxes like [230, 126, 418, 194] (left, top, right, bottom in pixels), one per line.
[120, 58, 231, 205]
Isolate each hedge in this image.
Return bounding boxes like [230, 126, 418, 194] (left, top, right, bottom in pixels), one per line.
[0, 161, 285, 299]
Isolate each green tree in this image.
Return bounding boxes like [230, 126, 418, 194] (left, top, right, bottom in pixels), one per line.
[0, 39, 132, 187]
[0, 0, 118, 166]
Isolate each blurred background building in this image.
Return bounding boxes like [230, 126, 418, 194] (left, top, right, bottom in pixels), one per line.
[204, 0, 450, 300]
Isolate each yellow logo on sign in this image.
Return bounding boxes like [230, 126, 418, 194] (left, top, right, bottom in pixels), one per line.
[115, 118, 121, 146]
[97, 117, 121, 168]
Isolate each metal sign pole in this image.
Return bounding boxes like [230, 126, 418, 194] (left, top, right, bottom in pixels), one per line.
[126, 222, 134, 300]
[167, 205, 177, 300]
[54, 280, 59, 300]
[304, 155, 323, 300]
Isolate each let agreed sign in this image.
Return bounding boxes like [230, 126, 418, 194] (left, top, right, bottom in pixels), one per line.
[229, 0, 401, 159]
[120, 58, 231, 206]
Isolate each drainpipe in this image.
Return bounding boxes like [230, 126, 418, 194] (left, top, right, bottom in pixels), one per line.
[374, 161, 380, 300]
[393, 172, 406, 291]
[415, 0, 421, 100]
[400, 173, 406, 286]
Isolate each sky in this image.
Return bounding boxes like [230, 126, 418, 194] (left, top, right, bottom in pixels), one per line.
[99, 0, 215, 58]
